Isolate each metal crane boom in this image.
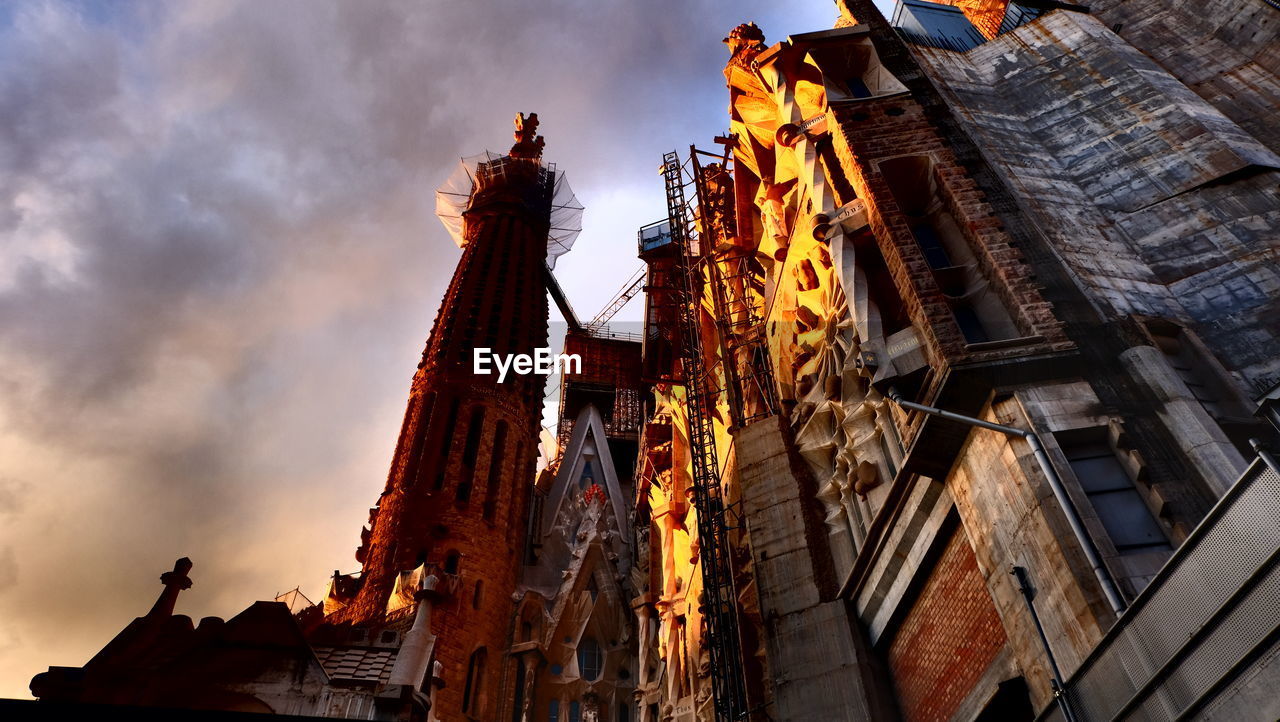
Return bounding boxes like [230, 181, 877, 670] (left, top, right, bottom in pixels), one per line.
[587, 267, 646, 328]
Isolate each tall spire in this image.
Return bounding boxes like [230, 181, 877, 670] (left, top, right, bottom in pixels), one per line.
[321, 115, 563, 720]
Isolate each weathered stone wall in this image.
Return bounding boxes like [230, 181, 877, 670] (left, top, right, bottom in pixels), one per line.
[914, 9, 1280, 392]
[828, 93, 1071, 371]
[854, 386, 1122, 715]
[1089, 0, 1280, 156]
[941, 390, 1115, 703]
[643, 7, 1280, 721]
[736, 416, 880, 721]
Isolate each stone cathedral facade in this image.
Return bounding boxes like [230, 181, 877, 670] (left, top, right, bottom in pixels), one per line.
[628, 1, 1280, 721]
[27, 2, 1280, 722]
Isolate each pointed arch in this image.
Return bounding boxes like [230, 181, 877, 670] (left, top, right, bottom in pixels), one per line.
[540, 404, 629, 541]
[462, 646, 487, 716]
[433, 397, 462, 490]
[483, 420, 509, 520]
[457, 405, 486, 503]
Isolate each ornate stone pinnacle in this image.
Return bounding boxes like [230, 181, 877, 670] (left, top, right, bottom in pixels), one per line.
[724, 22, 767, 69]
[510, 112, 546, 160]
[160, 557, 194, 590]
[148, 557, 193, 618]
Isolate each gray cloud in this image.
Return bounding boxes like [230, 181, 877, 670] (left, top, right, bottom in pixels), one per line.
[0, 0, 837, 698]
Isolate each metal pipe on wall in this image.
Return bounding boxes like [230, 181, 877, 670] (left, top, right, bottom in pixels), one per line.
[885, 388, 1128, 615]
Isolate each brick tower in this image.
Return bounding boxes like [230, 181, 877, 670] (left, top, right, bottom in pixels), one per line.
[322, 114, 558, 719]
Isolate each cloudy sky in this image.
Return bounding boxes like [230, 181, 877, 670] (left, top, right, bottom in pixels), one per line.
[0, 0, 888, 698]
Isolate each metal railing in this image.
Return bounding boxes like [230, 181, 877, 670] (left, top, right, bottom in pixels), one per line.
[638, 219, 674, 254]
[580, 324, 644, 343]
[1042, 456, 1280, 721]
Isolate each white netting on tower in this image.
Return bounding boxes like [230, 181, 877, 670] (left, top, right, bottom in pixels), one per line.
[435, 150, 584, 269]
[544, 168, 583, 268]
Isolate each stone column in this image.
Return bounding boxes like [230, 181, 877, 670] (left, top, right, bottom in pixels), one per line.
[386, 576, 440, 688]
[1120, 345, 1247, 496]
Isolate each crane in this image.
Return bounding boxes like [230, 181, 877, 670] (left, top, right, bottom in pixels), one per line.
[544, 262, 645, 337]
[586, 266, 645, 329]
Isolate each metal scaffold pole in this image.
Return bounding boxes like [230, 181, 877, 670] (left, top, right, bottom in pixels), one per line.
[688, 143, 777, 428]
[661, 150, 748, 721]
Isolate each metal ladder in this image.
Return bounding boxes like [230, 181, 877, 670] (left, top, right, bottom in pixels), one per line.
[662, 150, 748, 721]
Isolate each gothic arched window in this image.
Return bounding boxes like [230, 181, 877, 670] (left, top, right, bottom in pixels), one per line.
[577, 458, 598, 490]
[404, 392, 435, 488]
[457, 406, 486, 503]
[462, 647, 487, 716]
[483, 421, 508, 520]
[577, 638, 603, 681]
[433, 397, 462, 490]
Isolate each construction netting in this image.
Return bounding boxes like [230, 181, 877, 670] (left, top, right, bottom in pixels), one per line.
[435, 150, 584, 269]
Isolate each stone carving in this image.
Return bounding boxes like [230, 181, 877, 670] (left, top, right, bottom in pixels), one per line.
[148, 558, 194, 619]
[510, 112, 545, 159]
[698, 163, 736, 244]
[723, 23, 767, 70]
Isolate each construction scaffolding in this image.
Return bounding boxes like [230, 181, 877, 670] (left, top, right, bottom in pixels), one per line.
[661, 150, 749, 721]
[688, 144, 778, 428]
[435, 150, 584, 269]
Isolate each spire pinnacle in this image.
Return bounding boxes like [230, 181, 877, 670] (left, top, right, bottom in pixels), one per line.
[510, 112, 545, 159]
[147, 557, 193, 619]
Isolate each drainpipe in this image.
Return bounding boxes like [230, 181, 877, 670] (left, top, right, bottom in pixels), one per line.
[885, 387, 1127, 615]
[1012, 566, 1078, 722]
[1250, 438, 1280, 479]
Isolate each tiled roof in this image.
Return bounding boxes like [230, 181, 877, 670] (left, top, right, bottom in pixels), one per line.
[313, 646, 397, 684]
